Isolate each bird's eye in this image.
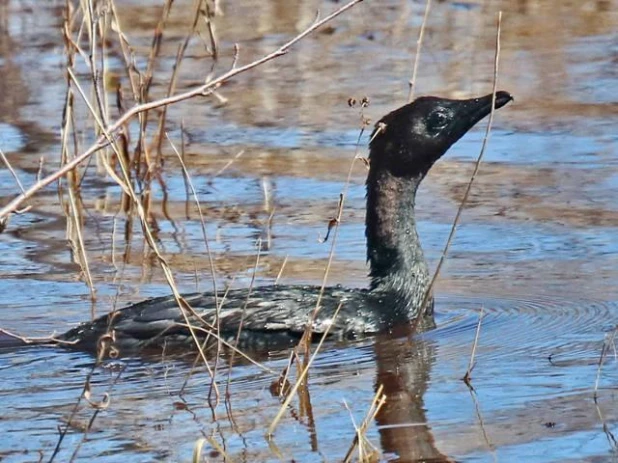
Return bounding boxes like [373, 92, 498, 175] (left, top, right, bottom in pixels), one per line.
[426, 111, 449, 131]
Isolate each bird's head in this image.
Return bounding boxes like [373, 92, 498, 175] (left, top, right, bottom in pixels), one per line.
[369, 91, 513, 178]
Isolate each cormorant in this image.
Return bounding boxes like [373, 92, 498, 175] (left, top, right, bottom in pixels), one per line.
[58, 91, 513, 354]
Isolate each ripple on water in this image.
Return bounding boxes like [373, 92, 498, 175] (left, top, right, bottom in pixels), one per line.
[1, 292, 616, 462]
[430, 293, 617, 363]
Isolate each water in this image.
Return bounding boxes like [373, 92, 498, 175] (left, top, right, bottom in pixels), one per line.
[1, 0, 618, 461]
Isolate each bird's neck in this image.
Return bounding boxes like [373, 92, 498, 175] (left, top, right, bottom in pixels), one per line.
[365, 168, 430, 311]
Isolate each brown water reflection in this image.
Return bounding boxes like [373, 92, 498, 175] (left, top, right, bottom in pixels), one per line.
[1, 0, 618, 461]
[374, 335, 451, 463]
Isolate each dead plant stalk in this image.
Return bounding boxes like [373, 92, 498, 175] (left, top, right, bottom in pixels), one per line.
[154, 0, 205, 156]
[342, 384, 387, 462]
[267, 303, 344, 437]
[0, 147, 26, 194]
[407, 0, 431, 102]
[226, 239, 263, 400]
[463, 307, 484, 385]
[0, 0, 365, 222]
[413, 11, 504, 331]
[0, 0, 365, 376]
[298, 104, 370, 355]
[166, 133, 221, 400]
[594, 326, 618, 401]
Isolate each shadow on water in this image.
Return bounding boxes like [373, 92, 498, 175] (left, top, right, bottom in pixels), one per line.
[1, 0, 618, 461]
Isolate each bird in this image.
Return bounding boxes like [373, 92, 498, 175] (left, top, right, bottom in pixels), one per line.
[58, 91, 513, 355]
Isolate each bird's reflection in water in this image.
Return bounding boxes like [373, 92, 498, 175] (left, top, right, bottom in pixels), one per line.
[373, 324, 452, 463]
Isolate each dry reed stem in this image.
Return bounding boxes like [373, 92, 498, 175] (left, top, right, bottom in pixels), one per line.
[212, 149, 245, 177]
[203, 436, 233, 462]
[223, 392, 247, 445]
[0, 327, 79, 346]
[49, 363, 125, 463]
[108, 1, 142, 100]
[66, 163, 97, 302]
[171, 323, 278, 375]
[170, 126, 227, 401]
[342, 384, 386, 463]
[49, 367, 96, 462]
[84, 0, 108, 130]
[68, 55, 215, 370]
[225, 239, 263, 400]
[298, 102, 370, 356]
[463, 306, 484, 385]
[0, 0, 365, 222]
[85, 0, 115, 177]
[61, 1, 96, 303]
[274, 254, 289, 285]
[166, 131, 219, 306]
[208, 279, 237, 401]
[181, 122, 192, 218]
[154, 0, 204, 156]
[99, 4, 112, 136]
[142, 0, 174, 98]
[594, 326, 617, 401]
[166, 132, 222, 400]
[67, 367, 125, 463]
[0, 147, 26, 194]
[175, 280, 241, 400]
[269, 350, 297, 399]
[266, 438, 286, 461]
[413, 11, 504, 331]
[192, 437, 206, 463]
[202, 0, 219, 58]
[407, 0, 431, 103]
[266, 303, 344, 437]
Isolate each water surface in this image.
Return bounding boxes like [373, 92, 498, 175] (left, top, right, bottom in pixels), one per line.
[1, 0, 618, 461]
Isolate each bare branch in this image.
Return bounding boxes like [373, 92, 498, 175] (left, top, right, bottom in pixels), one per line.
[0, 0, 364, 222]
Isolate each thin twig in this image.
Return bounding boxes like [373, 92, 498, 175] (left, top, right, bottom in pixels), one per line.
[154, 0, 204, 156]
[342, 384, 386, 462]
[407, 0, 431, 102]
[166, 132, 219, 310]
[166, 132, 221, 399]
[67, 366, 125, 463]
[266, 303, 344, 436]
[594, 327, 617, 401]
[213, 150, 245, 177]
[49, 359, 125, 462]
[0, 147, 27, 194]
[594, 398, 618, 451]
[414, 11, 503, 330]
[203, 0, 219, 58]
[298, 102, 371, 355]
[225, 239, 263, 399]
[463, 307, 484, 385]
[172, 322, 277, 375]
[274, 254, 289, 285]
[0, 0, 365, 221]
[61, 1, 96, 303]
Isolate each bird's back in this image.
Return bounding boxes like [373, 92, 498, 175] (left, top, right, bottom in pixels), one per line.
[59, 285, 396, 354]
